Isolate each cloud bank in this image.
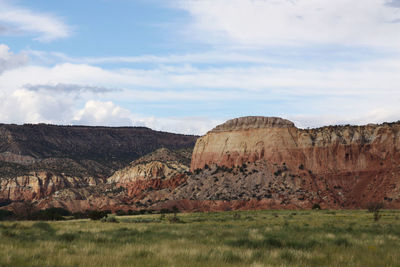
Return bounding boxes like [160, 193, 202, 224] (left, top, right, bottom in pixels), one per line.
[0, 0, 70, 41]
[176, 0, 400, 49]
[0, 1, 400, 134]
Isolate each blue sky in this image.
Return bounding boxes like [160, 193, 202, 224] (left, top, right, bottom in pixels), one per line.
[1, 0, 400, 134]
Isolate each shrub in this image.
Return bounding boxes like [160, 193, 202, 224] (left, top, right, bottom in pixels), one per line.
[101, 214, 119, 223]
[72, 212, 87, 219]
[128, 210, 141, 215]
[167, 216, 184, 223]
[172, 206, 180, 214]
[312, 203, 321, 210]
[160, 208, 171, 214]
[115, 210, 127, 216]
[0, 210, 14, 221]
[88, 210, 108, 221]
[366, 202, 384, 221]
[30, 208, 71, 221]
[366, 202, 384, 212]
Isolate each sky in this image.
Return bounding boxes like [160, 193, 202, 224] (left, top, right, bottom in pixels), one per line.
[1, 0, 400, 134]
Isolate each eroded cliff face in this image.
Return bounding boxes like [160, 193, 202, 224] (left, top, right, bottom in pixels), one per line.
[108, 148, 189, 184]
[0, 124, 197, 206]
[189, 116, 400, 208]
[2, 117, 400, 213]
[0, 172, 102, 202]
[32, 148, 191, 212]
[107, 148, 190, 200]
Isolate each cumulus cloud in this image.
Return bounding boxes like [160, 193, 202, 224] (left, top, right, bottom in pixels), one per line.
[73, 101, 134, 127]
[0, 88, 75, 124]
[72, 100, 220, 134]
[175, 0, 400, 48]
[0, 0, 70, 41]
[0, 50, 400, 134]
[0, 44, 29, 73]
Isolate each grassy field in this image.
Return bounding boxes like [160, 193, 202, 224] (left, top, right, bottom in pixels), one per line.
[1, 209, 400, 266]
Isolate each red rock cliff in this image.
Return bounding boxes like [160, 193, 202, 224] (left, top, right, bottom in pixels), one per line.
[190, 116, 400, 208]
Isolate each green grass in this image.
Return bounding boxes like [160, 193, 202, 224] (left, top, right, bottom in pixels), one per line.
[1, 210, 400, 266]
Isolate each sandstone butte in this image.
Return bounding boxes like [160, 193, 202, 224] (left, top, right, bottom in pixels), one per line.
[188, 116, 400, 209]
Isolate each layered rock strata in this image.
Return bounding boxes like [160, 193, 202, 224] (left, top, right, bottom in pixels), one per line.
[0, 124, 197, 204]
[33, 148, 191, 212]
[189, 116, 400, 208]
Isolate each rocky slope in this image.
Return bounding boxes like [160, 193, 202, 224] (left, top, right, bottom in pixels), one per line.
[0, 124, 197, 204]
[187, 116, 400, 209]
[33, 148, 192, 212]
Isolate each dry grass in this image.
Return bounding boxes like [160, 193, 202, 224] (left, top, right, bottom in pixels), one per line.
[1, 209, 400, 266]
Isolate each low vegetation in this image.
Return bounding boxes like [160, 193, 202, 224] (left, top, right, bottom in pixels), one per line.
[1, 209, 400, 266]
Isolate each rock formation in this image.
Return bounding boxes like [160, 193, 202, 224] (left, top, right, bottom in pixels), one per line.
[2, 117, 400, 213]
[188, 116, 400, 209]
[0, 124, 197, 204]
[33, 148, 192, 212]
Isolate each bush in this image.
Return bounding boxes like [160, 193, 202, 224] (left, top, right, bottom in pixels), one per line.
[365, 202, 384, 221]
[101, 214, 119, 223]
[30, 208, 71, 221]
[160, 208, 171, 214]
[127, 210, 141, 215]
[72, 212, 87, 219]
[88, 210, 108, 221]
[312, 204, 321, 210]
[167, 216, 184, 224]
[0, 210, 14, 221]
[194, 168, 202, 175]
[366, 202, 384, 212]
[115, 210, 127, 216]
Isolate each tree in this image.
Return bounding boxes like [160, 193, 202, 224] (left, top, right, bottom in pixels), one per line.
[366, 202, 384, 222]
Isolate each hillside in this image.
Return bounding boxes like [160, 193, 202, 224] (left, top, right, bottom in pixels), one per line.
[0, 124, 197, 204]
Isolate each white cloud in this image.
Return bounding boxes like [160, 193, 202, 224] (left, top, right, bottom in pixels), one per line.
[0, 88, 75, 124]
[0, 1, 70, 41]
[73, 100, 133, 127]
[1, 43, 400, 134]
[134, 116, 222, 135]
[72, 100, 220, 134]
[0, 44, 29, 73]
[176, 0, 400, 49]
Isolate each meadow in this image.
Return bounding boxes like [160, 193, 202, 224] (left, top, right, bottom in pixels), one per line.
[1, 209, 400, 266]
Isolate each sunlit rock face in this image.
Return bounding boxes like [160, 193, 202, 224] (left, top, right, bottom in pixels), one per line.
[189, 116, 400, 208]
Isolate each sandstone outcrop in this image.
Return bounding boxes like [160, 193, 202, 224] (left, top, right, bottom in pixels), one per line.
[108, 148, 190, 184]
[0, 171, 102, 202]
[0, 123, 197, 205]
[107, 148, 190, 200]
[189, 116, 400, 208]
[32, 148, 192, 212]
